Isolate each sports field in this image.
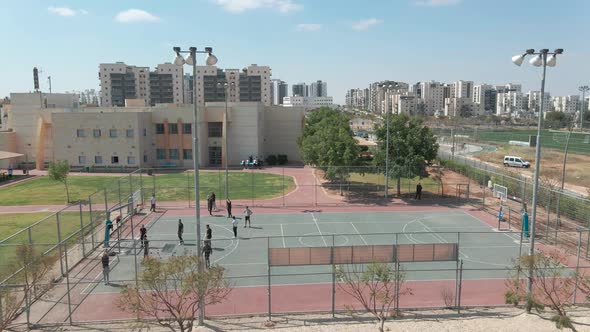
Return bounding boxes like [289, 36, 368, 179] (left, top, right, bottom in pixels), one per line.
[29, 205, 578, 324]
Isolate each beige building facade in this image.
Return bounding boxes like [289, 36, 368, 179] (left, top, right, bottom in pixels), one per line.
[3, 93, 303, 170]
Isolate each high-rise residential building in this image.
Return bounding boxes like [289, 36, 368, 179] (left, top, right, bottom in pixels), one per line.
[283, 96, 334, 110]
[183, 73, 193, 104]
[473, 84, 497, 114]
[345, 88, 369, 110]
[527, 91, 552, 116]
[99, 63, 150, 107]
[415, 81, 445, 115]
[368, 81, 408, 114]
[270, 79, 288, 105]
[552, 95, 579, 114]
[495, 84, 523, 116]
[310, 80, 328, 97]
[149, 63, 184, 105]
[451, 80, 474, 99]
[292, 83, 308, 97]
[444, 97, 477, 117]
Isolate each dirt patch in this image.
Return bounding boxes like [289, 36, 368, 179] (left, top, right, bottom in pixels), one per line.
[477, 144, 590, 190]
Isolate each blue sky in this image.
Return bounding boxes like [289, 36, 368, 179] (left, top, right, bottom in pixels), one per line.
[1, 0, 589, 104]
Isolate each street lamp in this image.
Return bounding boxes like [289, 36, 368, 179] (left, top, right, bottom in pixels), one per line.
[217, 82, 235, 200]
[511, 47, 563, 303]
[173, 46, 218, 326]
[383, 84, 393, 200]
[579, 85, 589, 131]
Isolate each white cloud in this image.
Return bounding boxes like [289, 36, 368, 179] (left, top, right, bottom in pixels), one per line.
[47, 6, 77, 17]
[80, 9, 89, 15]
[351, 18, 382, 31]
[414, 0, 461, 6]
[115, 9, 161, 23]
[213, 0, 303, 13]
[296, 23, 322, 32]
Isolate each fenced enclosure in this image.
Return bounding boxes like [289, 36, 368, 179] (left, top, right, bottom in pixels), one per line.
[2, 160, 590, 328]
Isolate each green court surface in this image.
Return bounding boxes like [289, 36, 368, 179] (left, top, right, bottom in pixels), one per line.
[87, 210, 530, 294]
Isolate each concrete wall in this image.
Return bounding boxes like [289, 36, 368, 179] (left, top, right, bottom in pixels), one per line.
[263, 106, 303, 163]
[0, 131, 18, 169]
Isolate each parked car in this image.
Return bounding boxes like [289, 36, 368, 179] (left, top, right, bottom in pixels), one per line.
[503, 155, 530, 168]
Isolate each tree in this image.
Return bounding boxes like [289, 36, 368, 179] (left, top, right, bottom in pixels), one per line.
[459, 105, 472, 118]
[504, 251, 590, 331]
[0, 245, 56, 331]
[298, 107, 360, 193]
[544, 111, 571, 129]
[335, 262, 412, 332]
[117, 255, 232, 332]
[373, 114, 438, 196]
[416, 102, 427, 116]
[48, 160, 71, 203]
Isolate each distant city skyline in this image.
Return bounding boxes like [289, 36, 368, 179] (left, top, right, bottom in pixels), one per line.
[1, 0, 589, 104]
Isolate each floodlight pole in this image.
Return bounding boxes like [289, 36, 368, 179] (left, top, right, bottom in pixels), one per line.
[580, 85, 589, 131]
[384, 85, 391, 200]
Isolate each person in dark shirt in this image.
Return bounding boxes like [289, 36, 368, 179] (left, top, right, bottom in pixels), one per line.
[203, 242, 212, 268]
[140, 224, 147, 248]
[101, 250, 110, 285]
[143, 236, 149, 258]
[178, 219, 184, 245]
[415, 182, 423, 200]
[205, 224, 212, 247]
[226, 199, 232, 218]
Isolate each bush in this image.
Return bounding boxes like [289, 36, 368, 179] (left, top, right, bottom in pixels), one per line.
[265, 155, 278, 166]
[551, 315, 573, 330]
[504, 290, 520, 306]
[277, 154, 288, 165]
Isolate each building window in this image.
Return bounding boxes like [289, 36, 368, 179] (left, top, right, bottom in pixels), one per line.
[168, 123, 178, 134]
[156, 149, 166, 160]
[93, 129, 101, 137]
[95, 156, 103, 164]
[111, 156, 119, 164]
[208, 122, 222, 137]
[183, 123, 192, 134]
[183, 149, 192, 160]
[169, 149, 179, 160]
[126, 129, 134, 137]
[109, 129, 117, 137]
[78, 156, 86, 164]
[76, 129, 86, 137]
[155, 124, 165, 134]
[143, 155, 148, 163]
[127, 156, 136, 165]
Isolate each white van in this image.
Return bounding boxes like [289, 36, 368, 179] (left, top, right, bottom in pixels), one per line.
[503, 156, 530, 168]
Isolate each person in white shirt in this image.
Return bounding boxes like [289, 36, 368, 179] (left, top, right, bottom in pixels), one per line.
[150, 194, 156, 212]
[243, 206, 253, 228]
[232, 216, 238, 238]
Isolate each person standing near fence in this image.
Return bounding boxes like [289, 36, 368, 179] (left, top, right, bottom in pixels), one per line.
[203, 242, 212, 268]
[150, 194, 156, 212]
[415, 182, 423, 200]
[232, 216, 238, 238]
[101, 250, 110, 285]
[177, 219, 184, 245]
[139, 224, 147, 248]
[143, 236, 149, 258]
[205, 224, 212, 247]
[207, 195, 213, 215]
[211, 192, 217, 211]
[226, 199, 232, 218]
[104, 218, 113, 248]
[243, 206, 253, 228]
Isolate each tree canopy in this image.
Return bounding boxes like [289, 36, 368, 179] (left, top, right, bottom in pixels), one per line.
[373, 113, 438, 195]
[297, 107, 360, 181]
[47, 160, 71, 203]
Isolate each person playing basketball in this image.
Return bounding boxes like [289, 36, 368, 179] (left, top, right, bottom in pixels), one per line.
[243, 206, 253, 228]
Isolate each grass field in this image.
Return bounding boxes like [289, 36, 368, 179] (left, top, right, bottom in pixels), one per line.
[0, 211, 94, 279]
[0, 172, 295, 206]
[435, 128, 590, 154]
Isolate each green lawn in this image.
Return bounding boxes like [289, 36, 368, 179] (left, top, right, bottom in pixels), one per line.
[0, 172, 295, 206]
[348, 173, 439, 192]
[0, 211, 93, 280]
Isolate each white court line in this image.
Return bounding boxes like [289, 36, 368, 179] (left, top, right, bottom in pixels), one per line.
[212, 224, 240, 263]
[280, 224, 286, 248]
[416, 219, 448, 244]
[310, 212, 328, 247]
[350, 222, 368, 246]
[459, 210, 521, 243]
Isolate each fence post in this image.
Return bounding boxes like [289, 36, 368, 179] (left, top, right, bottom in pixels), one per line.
[282, 167, 285, 208]
[79, 202, 86, 257]
[573, 231, 582, 304]
[130, 213, 140, 321]
[56, 213, 65, 277]
[139, 169, 144, 206]
[314, 176, 318, 207]
[27, 227, 32, 245]
[267, 236, 271, 322]
[89, 195, 96, 248]
[118, 179, 122, 209]
[331, 234, 335, 318]
[546, 195, 551, 241]
[457, 259, 463, 314]
[187, 171, 191, 208]
[251, 169, 254, 207]
[454, 232, 460, 309]
[61, 237, 73, 325]
[104, 188, 108, 217]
